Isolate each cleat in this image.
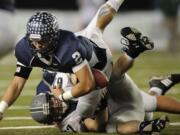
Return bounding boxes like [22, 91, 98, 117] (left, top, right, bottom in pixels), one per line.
[151, 115, 169, 135]
[120, 27, 154, 59]
[149, 75, 177, 95]
[139, 115, 169, 135]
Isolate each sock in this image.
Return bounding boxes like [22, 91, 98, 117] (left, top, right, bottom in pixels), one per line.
[107, 0, 124, 12]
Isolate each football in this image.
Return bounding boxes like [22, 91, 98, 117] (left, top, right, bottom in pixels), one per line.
[91, 68, 109, 88]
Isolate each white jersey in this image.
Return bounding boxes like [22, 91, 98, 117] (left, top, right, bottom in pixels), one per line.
[52, 73, 78, 101]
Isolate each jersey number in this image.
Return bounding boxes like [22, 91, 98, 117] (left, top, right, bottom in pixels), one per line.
[72, 51, 83, 65]
[64, 124, 76, 132]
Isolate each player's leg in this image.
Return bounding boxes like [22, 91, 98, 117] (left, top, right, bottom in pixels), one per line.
[86, 0, 124, 32]
[141, 90, 180, 115]
[76, 89, 105, 117]
[107, 74, 145, 133]
[115, 117, 169, 134]
[107, 108, 168, 134]
[156, 96, 180, 113]
[83, 107, 108, 132]
[145, 73, 180, 119]
[111, 27, 154, 80]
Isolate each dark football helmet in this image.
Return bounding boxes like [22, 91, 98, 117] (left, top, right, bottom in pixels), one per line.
[26, 11, 59, 55]
[30, 92, 64, 124]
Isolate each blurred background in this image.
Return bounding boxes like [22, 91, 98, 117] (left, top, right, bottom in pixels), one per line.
[1, 0, 179, 54]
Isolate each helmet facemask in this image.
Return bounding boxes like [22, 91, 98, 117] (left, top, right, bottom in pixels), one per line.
[30, 92, 64, 124]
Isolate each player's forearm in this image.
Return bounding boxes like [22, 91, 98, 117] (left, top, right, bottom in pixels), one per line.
[2, 86, 21, 106]
[0, 77, 26, 112]
[0, 88, 19, 114]
[72, 81, 95, 98]
[59, 80, 95, 101]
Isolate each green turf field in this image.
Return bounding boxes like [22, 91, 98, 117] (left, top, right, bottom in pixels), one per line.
[0, 51, 180, 135]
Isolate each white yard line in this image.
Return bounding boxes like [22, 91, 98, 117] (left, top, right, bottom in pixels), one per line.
[8, 106, 29, 110]
[4, 117, 32, 120]
[0, 125, 55, 130]
[169, 122, 180, 126]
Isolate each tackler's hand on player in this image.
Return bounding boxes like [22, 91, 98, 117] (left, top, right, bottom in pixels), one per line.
[120, 27, 154, 59]
[51, 81, 69, 113]
[51, 85, 63, 99]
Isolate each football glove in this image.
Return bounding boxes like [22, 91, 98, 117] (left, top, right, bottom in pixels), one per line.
[120, 27, 154, 58]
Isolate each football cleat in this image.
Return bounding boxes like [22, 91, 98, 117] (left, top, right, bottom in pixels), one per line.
[149, 75, 178, 95]
[120, 27, 154, 59]
[139, 115, 169, 135]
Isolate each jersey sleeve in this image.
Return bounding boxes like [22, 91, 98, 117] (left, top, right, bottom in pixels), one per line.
[57, 31, 88, 73]
[68, 40, 88, 73]
[14, 62, 32, 79]
[14, 37, 33, 79]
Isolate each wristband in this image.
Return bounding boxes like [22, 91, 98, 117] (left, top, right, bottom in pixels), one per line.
[62, 91, 73, 101]
[58, 91, 73, 101]
[0, 101, 8, 113]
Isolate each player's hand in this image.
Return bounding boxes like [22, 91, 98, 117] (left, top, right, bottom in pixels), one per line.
[0, 112, 3, 120]
[51, 86, 63, 99]
[120, 27, 154, 58]
[52, 83, 69, 113]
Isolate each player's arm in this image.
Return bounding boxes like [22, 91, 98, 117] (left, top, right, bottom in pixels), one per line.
[0, 76, 26, 106]
[72, 62, 95, 98]
[64, 60, 95, 100]
[0, 76, 27, 120]
[52, 60, 96, 101]
[0, 63, 32, 120]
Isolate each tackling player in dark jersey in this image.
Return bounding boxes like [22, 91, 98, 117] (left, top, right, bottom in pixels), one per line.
[0, 0, 125, 121]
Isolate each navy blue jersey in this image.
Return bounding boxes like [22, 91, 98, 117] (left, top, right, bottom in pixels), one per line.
[15, 30, 107, 78]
